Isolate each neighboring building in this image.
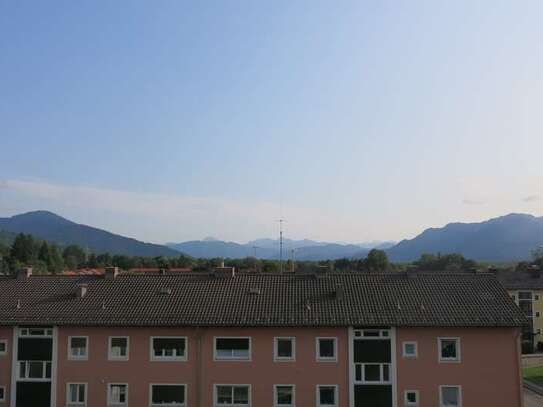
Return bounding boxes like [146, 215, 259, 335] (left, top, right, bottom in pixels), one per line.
[496, 268, 543, 352]
[0, 267, 526, 407]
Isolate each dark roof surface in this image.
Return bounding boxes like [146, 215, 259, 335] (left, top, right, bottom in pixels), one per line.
[495, 269, 543, 290]
[0, 272, 525, 328]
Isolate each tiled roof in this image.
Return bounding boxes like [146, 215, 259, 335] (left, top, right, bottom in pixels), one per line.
[495, 269, 543, 290]
[0, 272, 525, 328]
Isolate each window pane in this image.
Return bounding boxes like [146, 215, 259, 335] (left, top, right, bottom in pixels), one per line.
[319, 387, 335, 405]
[441, 340, 457, 359]
[110, 385, 127, 403]
[217, 386, 232, 404]
[111, 338, 127, 357]
[71, 338, 87, 356]
[404, 343, 415, 355]
[0, 342, 6, 352]
[319, 339, 335, 358]
[442, 387, 459, 406]
[233, 386, 249, 404]
[152, 385, 185, 404]
[277, 339, 293, 358]
[216, 338, 249, 358]
[153, 338, 186, 358]
[382, 364, 390, 382]
[78, 385, 85, 402]
[364, 364, 381, 382]
[69, 384, 78, 402]
[406, 391, 417, 403]
[276, 386, 293, 404]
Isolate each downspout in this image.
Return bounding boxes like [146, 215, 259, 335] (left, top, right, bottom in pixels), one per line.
[195, 327, 204, 407]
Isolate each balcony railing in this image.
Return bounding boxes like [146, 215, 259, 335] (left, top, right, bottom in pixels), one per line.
[354, 363, 391, 385]
[18, 360, 52, 381]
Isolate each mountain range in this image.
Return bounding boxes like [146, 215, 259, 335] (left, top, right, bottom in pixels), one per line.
[386, 213, 543, 262]
[1, 211, 543, 262]
[0, 211, 179, 257]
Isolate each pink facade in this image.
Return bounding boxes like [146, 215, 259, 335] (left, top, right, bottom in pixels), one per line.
[56, 327, 349, 406]
[396, 327, 523, 407]
[0, 327, 13, 406]
[0, 324, 524, 406]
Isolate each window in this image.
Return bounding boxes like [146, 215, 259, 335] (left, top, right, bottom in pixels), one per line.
[151, 337, 187, 361]
[537, 329, 542, 335]
[19, 328, 53, 337]
[274, 385, 294, 407]
[511, 294, 516, 301]
[317, 385, 337, 407]
[108, 337, 129, 361]
[214, 338, 251, 361]
[402, 342, 417, 358]
[354, 329, 390, 338]
[274, 337, 295, 361]
[108, 384, 128, 407]
[354, 363, 391, 384]
[536, 312, 541, 318]
[0, 340, 6, 356]
[316, 338, 337, 361]
[0, 386, 5, 402]
[405, 390, 419, 406]
[150, 384, 186, 407]
[438, 338, 460, 362]
[440, 386, 461, 407]
[67, 383, 87, 407]
[68, 337, 88, 360]
[215, 385, 250, 406]
[536, 294, 540, 301]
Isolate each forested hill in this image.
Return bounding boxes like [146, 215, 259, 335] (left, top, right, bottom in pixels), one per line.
[0, 211, 179, 257]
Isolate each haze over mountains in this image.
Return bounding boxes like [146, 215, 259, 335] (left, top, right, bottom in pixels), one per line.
[0, 211, 543, 262]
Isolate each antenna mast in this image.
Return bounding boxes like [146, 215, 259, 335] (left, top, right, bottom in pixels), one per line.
[278, 218, 285, 273]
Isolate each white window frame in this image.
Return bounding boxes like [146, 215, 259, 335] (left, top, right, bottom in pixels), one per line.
[108, 336, 130, 361]
[18, 327, 53, 337]
[438, 337, 461, 363]
[66, 382, 87, 407]
[439, 385, 462, 407]
[214, 384, 251, 406]
[0, 386, 5, 402]
[316, 337, 337, 362]
[402, 341, 418, 358]
[404, 390, 419, 406]
[213, 337, 252, 361]
[150, 337, 188, 362]
[274, 337, 296, 362]
[316, 385, 338, 407]
[108, 383, 129, 407]
[68, 336, 89, 361]
[274, 384, 295, 407]
[149, 383, 187, 407]
[355, 363, 391, 384]
[0, 339, 7, 356]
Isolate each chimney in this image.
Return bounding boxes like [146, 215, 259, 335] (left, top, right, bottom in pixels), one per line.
[17, 267, 33, 280]
[105, 266, 119, 279]
[76, 284, 88, 299]
[220, 260, 225, 268]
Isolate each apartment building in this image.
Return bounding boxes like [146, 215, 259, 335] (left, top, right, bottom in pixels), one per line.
[496, 268, 543, 352]
[0, 267, 526, 407]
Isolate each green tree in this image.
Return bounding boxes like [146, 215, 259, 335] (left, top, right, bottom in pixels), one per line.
[63, 245, 87, 270]
[10, 234, 39, 264]
[364, 249, 389, 272]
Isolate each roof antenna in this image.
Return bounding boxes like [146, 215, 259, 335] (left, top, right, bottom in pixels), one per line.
[16, 299, 21, 309]
[101, 301, 106, 310]
[278, 218, 286, 273]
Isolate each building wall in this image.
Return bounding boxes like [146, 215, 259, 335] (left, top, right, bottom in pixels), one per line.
[396, 327, 523, 407]
[56, 326, 349, 406]
[0, 327, 13, 406]
[509, 289, 543, 346]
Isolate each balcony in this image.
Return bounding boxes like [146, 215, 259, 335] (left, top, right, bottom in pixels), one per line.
[18, 360, 52, 381]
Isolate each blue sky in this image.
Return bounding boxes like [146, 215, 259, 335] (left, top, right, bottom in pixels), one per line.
[1, 1, 543, 244]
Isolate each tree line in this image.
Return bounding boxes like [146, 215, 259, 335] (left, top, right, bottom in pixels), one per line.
[0, 232, 484, 275]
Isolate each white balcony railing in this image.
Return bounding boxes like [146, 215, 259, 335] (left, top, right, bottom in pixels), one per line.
[18, 360, 52, 381]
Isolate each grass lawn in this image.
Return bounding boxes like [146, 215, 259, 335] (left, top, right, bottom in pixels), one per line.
[524, 366, 543, 386]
